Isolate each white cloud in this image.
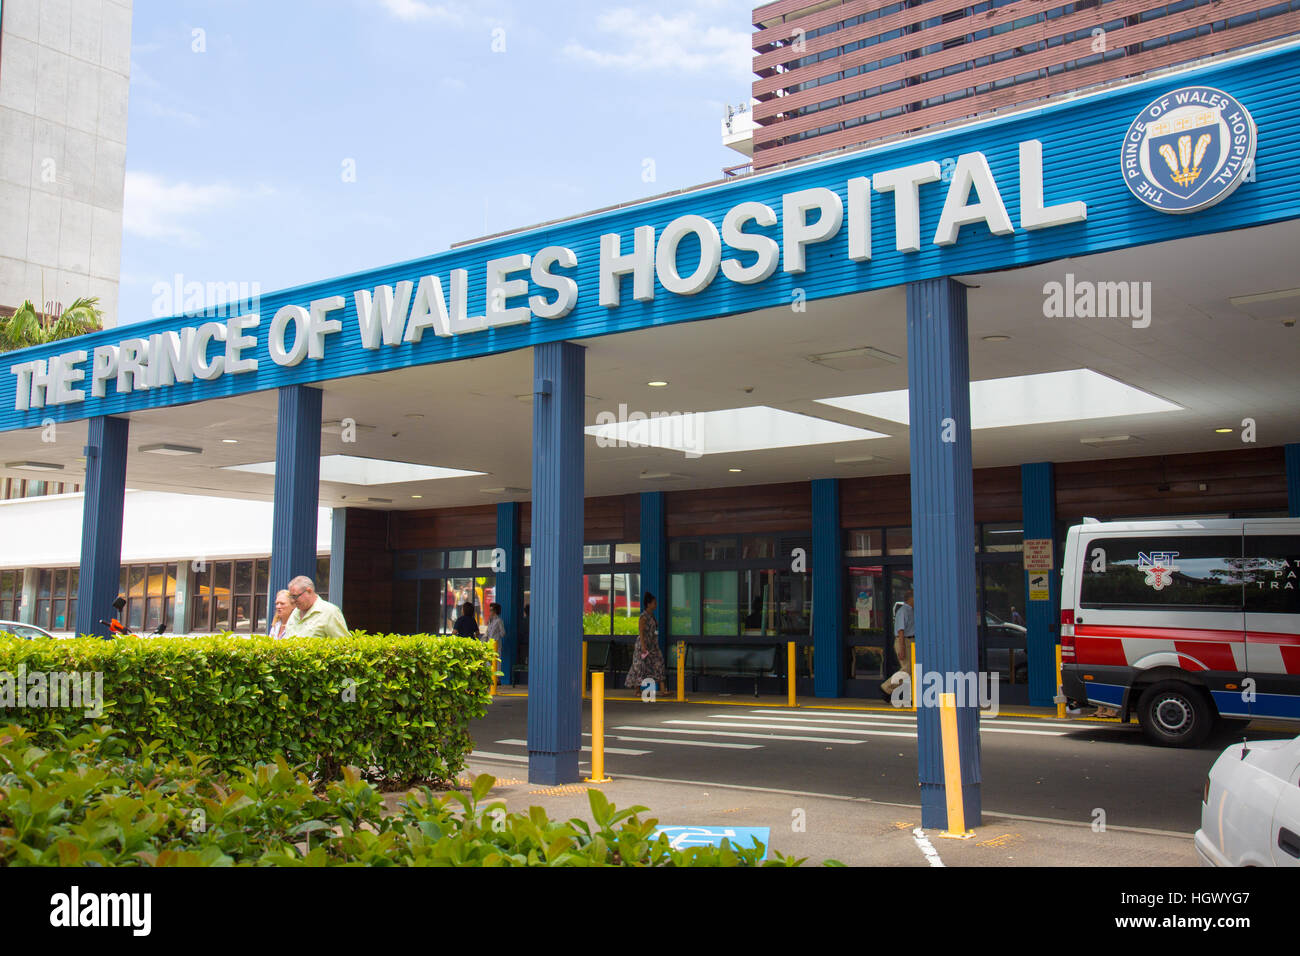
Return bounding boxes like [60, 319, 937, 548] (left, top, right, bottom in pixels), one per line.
[376, 0, 464, 22]
[123, 172, 261, 243]
[562, 7, 753, 79]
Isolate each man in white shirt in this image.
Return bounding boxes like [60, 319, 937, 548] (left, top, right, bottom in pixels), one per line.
[881, 590, 915, 695]
[284, 575, 349, 639]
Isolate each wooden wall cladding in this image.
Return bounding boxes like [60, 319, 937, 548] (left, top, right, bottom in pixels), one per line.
[391, 504, 499, 550]
[341, 508, 394, 633]
[665, 483, 812, 537]
[518, 494, 639, 545]
[1053, 446, 1287, 520]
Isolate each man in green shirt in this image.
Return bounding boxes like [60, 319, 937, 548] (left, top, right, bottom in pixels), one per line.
[284, 575, 349, 638]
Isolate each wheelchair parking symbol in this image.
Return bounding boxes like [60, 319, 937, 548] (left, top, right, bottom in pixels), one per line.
[651, 826, 770, 858]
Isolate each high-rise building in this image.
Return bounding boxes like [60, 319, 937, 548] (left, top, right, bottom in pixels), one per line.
[737, 0, 1300, 171]
[0, 0, 133, 326]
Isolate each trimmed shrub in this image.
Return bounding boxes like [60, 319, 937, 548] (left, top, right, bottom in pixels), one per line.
[0, 632, 493, 785]
[0, 725, 809, 866]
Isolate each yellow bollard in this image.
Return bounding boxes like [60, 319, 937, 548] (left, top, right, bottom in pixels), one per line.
[910, 639, 918, 711]
[787, 641, 797, 707]
[1056, 644, 1066, 719]
[676, 641, 686, 702]
[581, 641, 588, 700]
[938, 692, 974, 839]
[491, 639, 500, 696]
[586, 672, 611, 783]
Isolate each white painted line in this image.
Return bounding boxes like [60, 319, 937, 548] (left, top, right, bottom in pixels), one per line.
[613, 725, 866, 745]
[716, 715, 1065, 737]
[662, 718, 918, 740]
[753, 708, 1085, 731]
[498, 738, 650, 756]
[593, 733, 762, 750]
[470, 750, 591, 767]
[912, 828, 945, 867]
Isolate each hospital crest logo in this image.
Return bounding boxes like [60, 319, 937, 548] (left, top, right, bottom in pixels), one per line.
[1138, 551, 1180, 591]
[1121, 86, 1256, 214]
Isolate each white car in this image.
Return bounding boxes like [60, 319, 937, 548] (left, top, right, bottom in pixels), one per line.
[0, 620, 59, 640]
[1195, 735, 1300, 866]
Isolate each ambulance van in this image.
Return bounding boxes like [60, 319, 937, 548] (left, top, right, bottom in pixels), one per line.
[1059, 518, 1300, 747]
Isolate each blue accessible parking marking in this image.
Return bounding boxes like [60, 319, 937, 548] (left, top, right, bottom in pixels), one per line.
[652, 826, 770, 859]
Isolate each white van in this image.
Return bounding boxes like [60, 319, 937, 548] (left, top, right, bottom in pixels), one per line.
[1059, 518, 1300, 747]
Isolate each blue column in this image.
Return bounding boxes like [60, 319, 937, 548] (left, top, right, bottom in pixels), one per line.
[527, 341, 585, 784]
[639, 492, 667, 656]
[812, 478, 844, 697]
[1021, 462, 1059, 707]
[269, 385, 322, 616]
[75, 416, 129, 638]
[329, 507, 346, 609]
[906, 277, 981, 830]
[1287, 444, 1300, 518]
[496, 501, 522, 685]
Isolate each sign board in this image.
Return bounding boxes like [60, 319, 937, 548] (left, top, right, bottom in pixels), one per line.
[1028, 572, 1051, 602]
[1023, 539, 1054, 571]
[651, 826, 770, 859]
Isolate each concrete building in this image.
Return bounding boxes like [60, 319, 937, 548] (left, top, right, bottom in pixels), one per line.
[0, 0, 133, 325]
[741, 0, 1300, 170]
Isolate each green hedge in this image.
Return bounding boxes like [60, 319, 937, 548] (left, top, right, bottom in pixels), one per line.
[0, 632, 493, 785]
[0, 725, 812, 866]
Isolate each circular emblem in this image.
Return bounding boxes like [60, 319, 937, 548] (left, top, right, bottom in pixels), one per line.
[1120, 86, 1256, 214]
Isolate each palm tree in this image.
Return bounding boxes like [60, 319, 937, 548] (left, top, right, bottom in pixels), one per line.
[0, 296, 104, 353]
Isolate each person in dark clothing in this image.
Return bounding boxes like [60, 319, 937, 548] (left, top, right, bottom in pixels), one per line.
[453, 601, 479, 637]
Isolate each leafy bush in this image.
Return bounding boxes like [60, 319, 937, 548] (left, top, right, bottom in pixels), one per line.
[0, 631, 492, 785]
[0, 725, 807, 866]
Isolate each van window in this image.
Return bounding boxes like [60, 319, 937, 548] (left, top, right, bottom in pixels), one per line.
[1080, 536, 1243, 609]
[1243, 536, 1300, 614]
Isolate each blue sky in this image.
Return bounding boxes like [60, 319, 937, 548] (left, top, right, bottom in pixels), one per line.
[120, 0, 756, 324]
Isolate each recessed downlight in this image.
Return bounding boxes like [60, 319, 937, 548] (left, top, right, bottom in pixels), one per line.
[728, 468, 742, 473]
[1214, 427, 1233, 434]
[222, 439, 239, 444]
[647, 381, 669, 387]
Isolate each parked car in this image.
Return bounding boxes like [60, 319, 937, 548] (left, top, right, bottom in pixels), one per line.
[984, 610, 1028, 683]
[0, 620, 58, 640]
[1195, 735, 1300, 866]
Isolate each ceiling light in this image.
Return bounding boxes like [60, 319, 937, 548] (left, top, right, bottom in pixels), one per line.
[139, 443, 203, 456]
[221, 439, 239, 444]
[1214, 427, 1233, 434]
[411, 494, 423, 499]
[981, 334, 1012, 343]
[817, 369, 1180, 430]
[5, 460, 64, 472]
[224, 455, 485, 485]
[1079, 435, 1142, 447]
[728, 468, 743, 473]
[647, 381, 669, 387]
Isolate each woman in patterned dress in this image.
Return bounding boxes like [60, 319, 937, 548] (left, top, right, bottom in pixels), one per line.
[625, 592, 665, 694]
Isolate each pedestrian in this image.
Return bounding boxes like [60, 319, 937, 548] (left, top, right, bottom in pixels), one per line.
[268, 589, 293, 639]
[1010, 606, 1024, 627]
[624, 592, 665, 696]
[284, 575, 349, 638]
[485, 602, 505, 645]
[453, 601, 480, 637]
[881, 589, 915, 697]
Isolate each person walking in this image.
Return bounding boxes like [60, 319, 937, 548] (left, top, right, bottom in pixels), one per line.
[268, 589, 293, 639]
[625, 592, 665, 696]
[284, 576, 349, 638]
[485, 602, 505, 645]
[881, 589, 915, 697]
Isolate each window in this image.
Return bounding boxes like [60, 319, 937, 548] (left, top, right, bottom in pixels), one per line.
[192, 560, 258, 632]
[1244, 536, 1300, 614]
[1080, 536, 1244, 609]
[668, 533, 810, 640]
[0, 570, 24, 621]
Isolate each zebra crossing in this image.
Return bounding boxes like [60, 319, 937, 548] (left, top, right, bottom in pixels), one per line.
[471, 706, 1084, 764]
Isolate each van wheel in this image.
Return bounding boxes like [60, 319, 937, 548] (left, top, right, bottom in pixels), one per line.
[1136, 681, 1213, 747]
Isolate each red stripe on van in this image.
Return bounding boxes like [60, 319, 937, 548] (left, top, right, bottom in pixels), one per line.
[1075, 624, 1244, 642]
[1282, 646, 1300, 675]
[1173, 641, 1236, 672]
[1074, 635, 1128, 667]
